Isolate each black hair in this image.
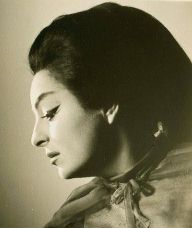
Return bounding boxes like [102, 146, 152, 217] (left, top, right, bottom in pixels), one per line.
[29, 2, 192, 154]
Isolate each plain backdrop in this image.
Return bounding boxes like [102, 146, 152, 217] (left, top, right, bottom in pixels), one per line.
[0, 0, 192, 227]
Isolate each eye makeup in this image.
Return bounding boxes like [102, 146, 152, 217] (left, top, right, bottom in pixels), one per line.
[41, 105, 60, 121]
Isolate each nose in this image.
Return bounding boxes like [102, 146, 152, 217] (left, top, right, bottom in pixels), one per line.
[31, 121, 49, 147]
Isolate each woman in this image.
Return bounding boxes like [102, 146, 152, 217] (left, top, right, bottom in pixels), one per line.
[29, 2, 192, 228]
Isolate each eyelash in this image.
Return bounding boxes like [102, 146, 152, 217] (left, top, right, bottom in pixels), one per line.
[41, 105, 60, 121]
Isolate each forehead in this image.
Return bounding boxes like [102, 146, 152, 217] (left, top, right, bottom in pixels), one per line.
[30, 70, 64, 107]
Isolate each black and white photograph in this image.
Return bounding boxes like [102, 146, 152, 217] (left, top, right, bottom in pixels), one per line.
[1, 1, 192, 227]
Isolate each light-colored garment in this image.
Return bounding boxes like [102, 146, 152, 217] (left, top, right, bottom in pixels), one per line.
[45, 144, 192, 228]
[84, 146, 192, 228]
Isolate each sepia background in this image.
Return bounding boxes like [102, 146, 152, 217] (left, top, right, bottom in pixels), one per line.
[0, 0, 192, 227]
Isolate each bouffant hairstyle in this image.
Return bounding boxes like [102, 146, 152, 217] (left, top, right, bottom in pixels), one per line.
[29, 2, 192, 155]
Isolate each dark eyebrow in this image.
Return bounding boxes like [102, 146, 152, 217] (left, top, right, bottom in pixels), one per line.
[35, 91, 55, 109]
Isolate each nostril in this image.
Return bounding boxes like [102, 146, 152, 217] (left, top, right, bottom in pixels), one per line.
[36, 140, 47, 147]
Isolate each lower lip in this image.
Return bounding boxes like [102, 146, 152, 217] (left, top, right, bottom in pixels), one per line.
[50, 155, 60, 165]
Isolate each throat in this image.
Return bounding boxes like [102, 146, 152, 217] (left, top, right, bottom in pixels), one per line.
[100, 127, 136, 179]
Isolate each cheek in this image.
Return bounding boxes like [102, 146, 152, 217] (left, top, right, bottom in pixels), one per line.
[49, 111, 103, 159]
[49, 120, 79, 152]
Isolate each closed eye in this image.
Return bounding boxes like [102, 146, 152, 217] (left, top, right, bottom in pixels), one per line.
[41, 105, 60, 121]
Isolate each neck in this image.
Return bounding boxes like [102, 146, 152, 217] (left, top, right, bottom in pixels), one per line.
[100, 126, 138, 178]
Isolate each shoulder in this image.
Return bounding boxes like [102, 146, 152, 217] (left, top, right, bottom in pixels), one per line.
[140, 145, 192, 227]
[149, 144, 192, 181]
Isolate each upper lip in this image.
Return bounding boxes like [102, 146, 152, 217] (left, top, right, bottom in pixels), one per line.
[46, 151, 60, 158]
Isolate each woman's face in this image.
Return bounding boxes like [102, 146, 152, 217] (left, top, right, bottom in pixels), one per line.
[30, 70, 112, 179]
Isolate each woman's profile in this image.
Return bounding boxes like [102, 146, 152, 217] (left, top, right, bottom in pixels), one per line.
[29, 2, 192, 228]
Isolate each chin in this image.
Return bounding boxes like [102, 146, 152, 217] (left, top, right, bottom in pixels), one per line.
[57, 166, 82, 179]
[57, 167, 72, 179]
[57, 165, 93, 179]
